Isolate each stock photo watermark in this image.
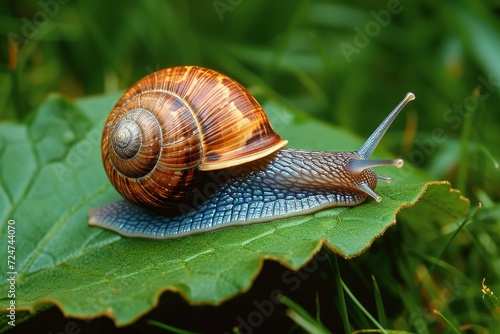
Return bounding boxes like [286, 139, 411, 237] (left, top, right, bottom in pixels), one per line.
[47, 320, 85, 334]
[339, 0, 412, 63]
[213, 0, 243, 21]
[225, 252, 329, 334]
[267, 105, 294, 134]
[407, 277, 467, 332]
[52, 128, 101, 182]
[145, 64, 162, 74]
[7, 0, 70, 46]
[5, 220, 17, 327]
[3, 219, 91, 332]
[175, 104, 293, 215]
[398, 73, 499, 178]
[53, 63, 165, 182]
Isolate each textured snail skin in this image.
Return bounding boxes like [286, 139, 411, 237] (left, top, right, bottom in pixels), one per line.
[88, 65, 415, 239]
[89, 149, 375, 238]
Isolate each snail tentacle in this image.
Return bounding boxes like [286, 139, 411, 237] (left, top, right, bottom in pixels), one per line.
[88, 65, 416, 239]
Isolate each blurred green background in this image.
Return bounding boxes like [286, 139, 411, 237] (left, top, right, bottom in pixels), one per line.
[1, 0, 500, 332]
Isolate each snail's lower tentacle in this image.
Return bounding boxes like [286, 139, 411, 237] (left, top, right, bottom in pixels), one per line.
[90, 66, 413, 239]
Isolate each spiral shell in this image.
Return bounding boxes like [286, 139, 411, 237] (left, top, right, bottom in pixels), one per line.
[102, 66, 287, 209]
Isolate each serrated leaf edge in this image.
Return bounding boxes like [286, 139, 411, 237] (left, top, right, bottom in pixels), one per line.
[7, 181, 469, 327]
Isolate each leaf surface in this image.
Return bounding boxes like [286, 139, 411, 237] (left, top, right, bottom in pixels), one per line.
[0, 95, 469, 325]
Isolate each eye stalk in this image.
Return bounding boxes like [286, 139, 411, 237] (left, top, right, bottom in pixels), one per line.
[346, 92, 415, 202]
[89, 65, 415, 239]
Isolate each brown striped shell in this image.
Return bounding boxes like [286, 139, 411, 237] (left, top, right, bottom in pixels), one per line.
[102, 66, 287, 209]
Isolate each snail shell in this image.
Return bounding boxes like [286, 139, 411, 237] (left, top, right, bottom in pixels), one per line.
[89, 66, 415, 239]
[102, 66, 287, 209]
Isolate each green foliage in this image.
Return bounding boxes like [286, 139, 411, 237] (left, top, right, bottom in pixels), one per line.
[1, 0, 499, 332]
[0, 94, 468, 327]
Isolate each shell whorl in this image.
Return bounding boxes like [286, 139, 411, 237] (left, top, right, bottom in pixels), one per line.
[91, 85, 415, 239]
[102, 66, 286, 209]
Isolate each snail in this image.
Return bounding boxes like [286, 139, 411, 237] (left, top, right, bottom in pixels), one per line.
[88, 66, 415, 239]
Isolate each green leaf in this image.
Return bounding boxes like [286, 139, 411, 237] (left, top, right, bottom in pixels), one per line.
[0, 94, 469, 326]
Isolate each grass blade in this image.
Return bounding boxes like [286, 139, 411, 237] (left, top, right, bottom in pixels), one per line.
[341, 280, 386, 333]
[432, 310, 461, 334]
[280, 295, 331, 334]
[333, 255, 350, 333]
[148, 319, 201, 334]
[372, 275, 387, 327]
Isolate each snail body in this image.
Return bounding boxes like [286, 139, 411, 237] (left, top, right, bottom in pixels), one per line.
[88, 66, 414, 239]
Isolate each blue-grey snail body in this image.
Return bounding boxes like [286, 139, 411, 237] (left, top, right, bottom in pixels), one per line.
[88, 66, 415, 239]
